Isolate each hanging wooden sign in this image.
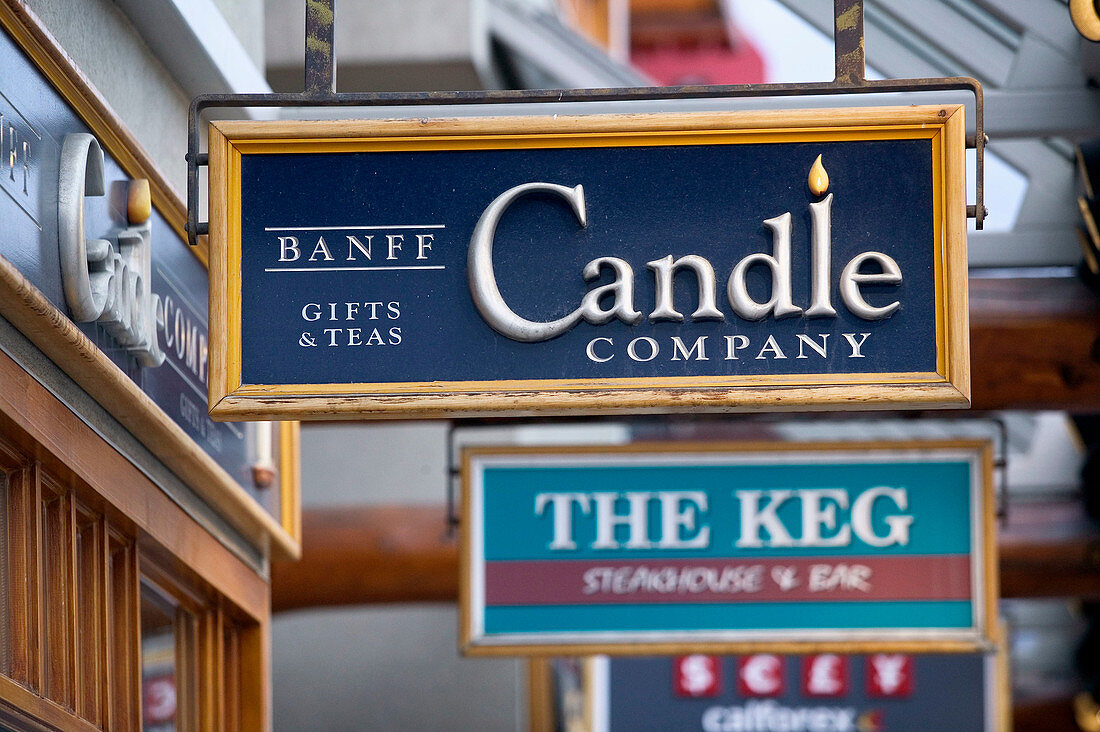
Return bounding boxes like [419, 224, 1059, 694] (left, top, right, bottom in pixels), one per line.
[207, 106, 968, 420]
[460, 440, 997, 656]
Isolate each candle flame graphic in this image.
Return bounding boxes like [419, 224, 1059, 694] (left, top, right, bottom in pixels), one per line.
[808, 154, 829, 196]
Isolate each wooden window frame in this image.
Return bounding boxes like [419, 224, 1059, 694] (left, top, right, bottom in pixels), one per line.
[0, 346, 271, 730]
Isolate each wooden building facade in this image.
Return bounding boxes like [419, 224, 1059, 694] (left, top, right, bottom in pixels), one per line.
[0, 2, 299, 728]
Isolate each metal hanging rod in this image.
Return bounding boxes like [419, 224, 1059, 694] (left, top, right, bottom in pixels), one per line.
[186, 0, 986, 245]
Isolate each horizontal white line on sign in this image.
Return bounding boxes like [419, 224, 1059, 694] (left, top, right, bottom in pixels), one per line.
[263, 266, 447, 272]
[263, 224, 446, 231]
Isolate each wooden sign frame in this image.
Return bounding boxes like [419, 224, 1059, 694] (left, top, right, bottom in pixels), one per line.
[460, 439, 997, 657]
[208, 106, 968, 420]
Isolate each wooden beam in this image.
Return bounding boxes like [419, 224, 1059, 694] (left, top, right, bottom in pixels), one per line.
[970, 276, 1100, 411]
[273, 493, 1100, 612]
[270, 506, 457, 612]
[1013, 696, 1080, 732]
[999, 497, 1100, 599]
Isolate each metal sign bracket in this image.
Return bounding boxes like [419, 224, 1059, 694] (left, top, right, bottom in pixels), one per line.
[185, 0, 986, 246]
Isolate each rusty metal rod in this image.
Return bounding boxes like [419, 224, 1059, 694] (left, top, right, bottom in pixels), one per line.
[304, 0, 336, 95]
[834, 0, 866, 86]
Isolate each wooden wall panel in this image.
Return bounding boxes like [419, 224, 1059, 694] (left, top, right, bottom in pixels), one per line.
[970, 277, 1100, 411]
[274, 496, 1100, 610]
[0, 349, 270, 728]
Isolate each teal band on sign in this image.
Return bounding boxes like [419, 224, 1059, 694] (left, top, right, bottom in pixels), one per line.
[483, 461, 973, 560]
[482, 600, 975, 635]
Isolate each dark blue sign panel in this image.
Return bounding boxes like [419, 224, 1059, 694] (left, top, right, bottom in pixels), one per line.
[574, 653, 999, 732]
[209, 110, 968, 419]
[0, 26, 273, 513]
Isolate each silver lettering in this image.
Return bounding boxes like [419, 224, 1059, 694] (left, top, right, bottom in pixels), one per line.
[468, 182, 588, 342]
[278, 236, 301, 261]
[795, 334, 829, 359]
[646, 254, 724, 322]
[386, 233, 403, 259]
[8, 123, 15, 180]
[627, 337, 658, 362]
[309, 236, 334, 261]
[840, 252, 902, 319]
[346, 235, 372, 260]
[579, 257, 642, 326]
[416, 233, 434, 260]
[586, 337, 614, 363]
[724, 334, 749, 360]
[755, 335, 787, 360]
[806, 194, 837, 317]
[727, 213, 803, 321]
[58, 134, 164, 366]
[671, 336, 708, 361]
[842, 332, 871, 358]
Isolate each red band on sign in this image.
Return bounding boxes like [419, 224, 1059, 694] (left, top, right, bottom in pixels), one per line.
[482, 555, 971, 606]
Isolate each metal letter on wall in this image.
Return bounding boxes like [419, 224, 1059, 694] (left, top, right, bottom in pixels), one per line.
[0, 16, 299, 556]
[206, 107, 969, 420]
[59, 133, 165, 367]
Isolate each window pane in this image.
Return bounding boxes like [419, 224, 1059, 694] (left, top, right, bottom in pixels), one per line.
[223, 622, 241, 730]
[75, 511, 103, 725]
[140, 585, 178, 732]
[41, 492, 70, 706]
[0, 470, 8, 678]
[109, 537, 138, 729]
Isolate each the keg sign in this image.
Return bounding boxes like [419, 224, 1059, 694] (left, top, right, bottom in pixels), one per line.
[461, 440, 996, 655]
